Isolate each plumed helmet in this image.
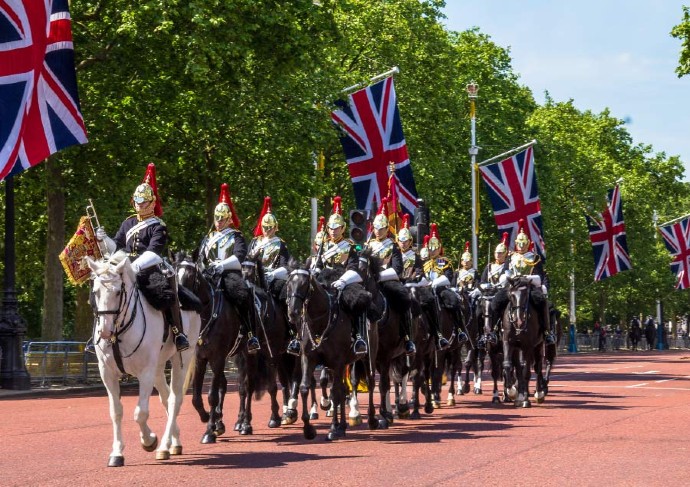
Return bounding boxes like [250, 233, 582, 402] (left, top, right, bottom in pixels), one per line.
[461, 241, 472, 263]
[132, 163, 162, 216]
[515, 219, 530, 251]
[397, 214, 412, 243]
[427, 223, 441, 252]
[253, 196, 278, 237]
[373, 197, 390, 230]
[313, 216, 326, 249]
[495, 231, 509, 254]
[327, 196, 345, 229]
[214, 183, 241, 228]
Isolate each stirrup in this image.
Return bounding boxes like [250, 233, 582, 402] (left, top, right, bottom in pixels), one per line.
[405, 340, 416, 356]
[172, 327, 190, 352]
[286, 338, 302, 356]
[544, 332, 556, 345]
[476, 336, 487, 350]
[353, 338, 368, 356]
[487, 332, 498, 345]
[247, 335, 261, 354]
[85, 338, 96, 354]
[437, 335, 450, 351]
[457, 331, 469, 343]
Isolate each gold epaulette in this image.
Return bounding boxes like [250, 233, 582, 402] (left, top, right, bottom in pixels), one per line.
[423, 260, 433, 273]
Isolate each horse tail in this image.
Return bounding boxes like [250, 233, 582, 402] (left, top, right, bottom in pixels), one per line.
[183, 353, 197, 394]
[253, 353, 271, 401]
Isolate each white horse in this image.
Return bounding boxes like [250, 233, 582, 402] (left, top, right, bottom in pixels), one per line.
[86, 252, 200, 467]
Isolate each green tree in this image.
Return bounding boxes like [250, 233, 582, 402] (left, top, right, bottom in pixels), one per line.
[671, 5, 690, 77]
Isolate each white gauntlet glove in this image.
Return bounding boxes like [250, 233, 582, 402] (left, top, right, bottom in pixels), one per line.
[96, 227, 116, 254]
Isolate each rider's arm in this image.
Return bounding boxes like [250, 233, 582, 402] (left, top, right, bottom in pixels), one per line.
[233, 232, 247, 262]
[345, 244, 359, 272]
[277, 241, 290, 268]
[390, 244, 403, 276]
[146, 223, 168, 256]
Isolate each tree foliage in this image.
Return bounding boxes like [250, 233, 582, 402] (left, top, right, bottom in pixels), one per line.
[671, 5, 690, 77]
[2, 0, 689, 338]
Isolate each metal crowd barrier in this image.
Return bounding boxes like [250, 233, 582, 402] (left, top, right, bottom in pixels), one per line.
[23, 341, 100, 387]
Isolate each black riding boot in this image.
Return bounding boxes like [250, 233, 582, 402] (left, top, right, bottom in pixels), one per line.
[286, 311, 302, 356]
[353, 314, 368, 357]
[401, 311, 416, 356]
[165, 305, 190, 352]
[541, 303, 555, 346]
[544, 304, 556, 345]
[425, 307, 449, 351]
[237, 296, 261, 354]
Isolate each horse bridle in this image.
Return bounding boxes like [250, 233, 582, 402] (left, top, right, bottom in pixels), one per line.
[508, 281, 531, 329]
[287, 269, 336, 348]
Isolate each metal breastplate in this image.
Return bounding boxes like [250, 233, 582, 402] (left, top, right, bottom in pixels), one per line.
[251, 236, 281, 269]
[488, 262, 504, 284]
[322, 239, 351, 267]
[367, 238, 394, 268]
[458, 268, 476, 287]
[511, 252, 535, 276]
[204, 230, 236, 262]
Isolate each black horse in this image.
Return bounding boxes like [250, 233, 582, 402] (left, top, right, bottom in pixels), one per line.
[629, 320, 642, 351]
[176, 251, 268, 443]
[501, 276, 546, 408]
[286, 265, 376, 440]
[541, 308, 562, 395]
[430, 286, 469, 409]
[478, 286, 505, 404]
[456, 287, 487, 396]
[357, 249, 408, 428]
[392, 284, 437, 419]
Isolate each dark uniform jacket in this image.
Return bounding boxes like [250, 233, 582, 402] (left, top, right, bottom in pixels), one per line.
[114, 215, 168, 258]
[401, 247, 423, 283]
[199, 227, 247, 267]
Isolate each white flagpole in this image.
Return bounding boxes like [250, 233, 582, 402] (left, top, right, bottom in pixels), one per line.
[341, 66, 400, 94]
[477, 139, 538, 167]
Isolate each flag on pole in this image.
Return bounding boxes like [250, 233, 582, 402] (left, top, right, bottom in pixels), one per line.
[658, 215, 690, 290]
[59, 216, 102, 285]
[331, 76, 418, 215]
[0, 0, 88, 181]
[585, 185, 632, 281]
[478, 146, 546, 259]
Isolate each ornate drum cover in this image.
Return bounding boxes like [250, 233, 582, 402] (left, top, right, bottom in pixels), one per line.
[60, 216, 103, 285]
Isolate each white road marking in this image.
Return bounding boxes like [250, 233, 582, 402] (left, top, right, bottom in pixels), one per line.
[655, 378, 678, 383]
[628, 383, 648, 388]
[634, 370, 660, 375]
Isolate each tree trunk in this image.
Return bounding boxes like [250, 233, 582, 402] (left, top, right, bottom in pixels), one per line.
[41, 159, 65, 340]
[203, 146, 216, 228]
[74, 284, 93, 341]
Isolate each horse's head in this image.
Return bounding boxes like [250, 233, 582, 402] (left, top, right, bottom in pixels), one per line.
[357, 247, 381, 289]
[507, 276, 532, 331]
[286, 267, 311, 325]
[242, 255, 267, 290]
[175, 250, 200, 292]
[86, 251, 132, 341]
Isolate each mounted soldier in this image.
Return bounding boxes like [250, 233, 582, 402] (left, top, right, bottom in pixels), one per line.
[478, 231, 510, 347]
[96, 163, 190, 352]
[456, 240, 481, 315]
[398, 214, 449, 350]
[491, 219, 556, 345]
[197, 183, 260, 353]
[363, 198, 415, 355]
[314, 196, 368, 357]
[247, 196, 301, 356]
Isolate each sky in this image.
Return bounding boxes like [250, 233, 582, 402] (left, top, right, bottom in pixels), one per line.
[441, 1, 690, 180]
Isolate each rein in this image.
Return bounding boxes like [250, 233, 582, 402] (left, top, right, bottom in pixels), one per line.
[508, 283, 531, 332]
[289, 269, 337, 350]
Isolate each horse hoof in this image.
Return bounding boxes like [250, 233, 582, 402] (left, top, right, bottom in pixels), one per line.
[170, 446, 183, 456]
[240, 424, 253, 435]
[108, 455, 124, 467]
[410, 411, 421, 420]
[268, 418, 281, 428]
[142, 435, 158, 452]
[349, 415, 362, 427]
[304, 425, 317, 440]
[474, 388, 482, 395]
[424, 403, 434, 414]
[201, 433, 216, 444]
[233, 422, 242, 432]
[326, 410, 333, 418]
[368, 419, 379, 430]
[326, 430, 345, 441]
[507, 386, 517, 400]
[378, 418, 389, 429]
[446, 398, 456, 407]
[462, 383, 470, 394]
[535, 392, 545, 404]
[397, 403, 410, 419]
[282, 410, 298, 425]
[215, 421, 226, 436]
[492, 397, 501, 404]
[320, 401, 332, 411]
[155, 450, 170, 461]
[309, 412, 319, 420]
[522, 400, 531, 408]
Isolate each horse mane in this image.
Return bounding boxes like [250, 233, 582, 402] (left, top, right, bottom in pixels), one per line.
[359, 247, 382, 282]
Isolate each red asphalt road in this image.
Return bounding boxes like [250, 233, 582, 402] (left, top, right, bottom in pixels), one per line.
[2, 350, 690, 486]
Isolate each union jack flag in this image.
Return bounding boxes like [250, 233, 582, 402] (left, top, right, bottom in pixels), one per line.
[585, 185, 632, 281]
[0, 0, 87, 182]
[658, 216, 690, 290]
[331, 76, 418, 215]
[479, 146, 546, 259]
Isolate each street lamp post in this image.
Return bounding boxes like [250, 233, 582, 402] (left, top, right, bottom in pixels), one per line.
[652, 210, 665, 350]
[467, 81, 479, 269]
[569, 234, 578, 353]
